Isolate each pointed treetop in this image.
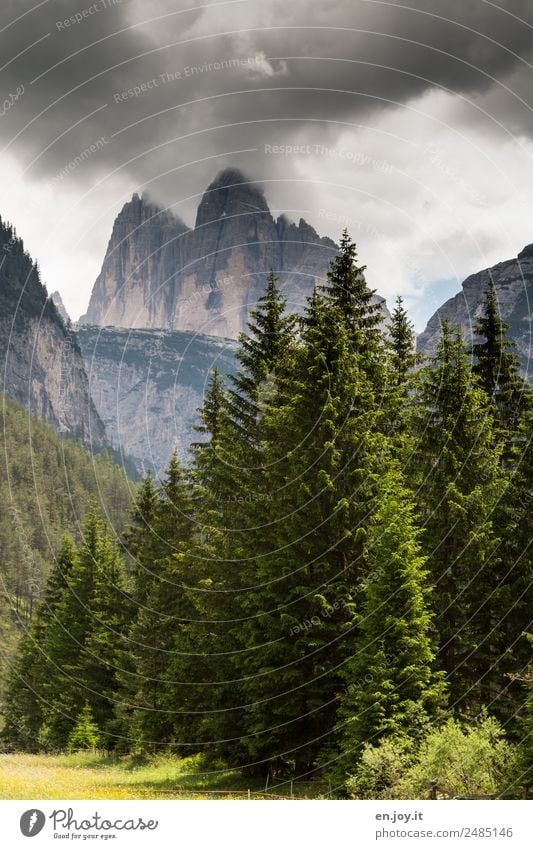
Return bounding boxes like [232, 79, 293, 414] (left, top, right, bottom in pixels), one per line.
[472, 277, 526, 428]
[196, 368, 227, 445]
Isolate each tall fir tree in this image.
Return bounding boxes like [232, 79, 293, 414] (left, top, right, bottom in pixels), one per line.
[123, 469, 159, 608]
[331, 470, 446, 781]
[235, 290, 387, 773]
[472, 279, 526, 433]
[67, 702, 101, 751]
[44, 511, 129, 749]
[4, 228, 529, 777]
[323, 229, 386, 390]
[411, 321, 505, 709]
[493, 405, 533, 721]
[388, 295, 419, 387]
[38, 507, 104, 747]
[123, 452, 197, 750]
[154, 280, 299, 760]
[228, 270, 296, 445]
[386, 295, 420, 436]
[1, 535, 77, 749]
[5, 512, 130, 751]
[79, 527, 131, 746]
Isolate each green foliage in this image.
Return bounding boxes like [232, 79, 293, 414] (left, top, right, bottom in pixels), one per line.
[0, 392, 132, 668]
[396, 716, 516, 799]
[386, 295, 420, 436]
[518, 635, 532, 783]
[2, 229, 530, 800]
[2, 509, 131, 751]
[230, 270, 296, 438]
[410, 321, 506, 707]
[345, 736, 414, 799]
[473, 279, 527, 432]
[0, 217, 57, 324]
[347, 716, 517, 799]
[521, 686, 533, 783]
[67, 703, 100, 751]
[1, 536, 77, 750]
[119, 452, 197, 751]
[323, 229, 384, 371]
[388, 295, 419, 386]
[332, 470, 446, 778]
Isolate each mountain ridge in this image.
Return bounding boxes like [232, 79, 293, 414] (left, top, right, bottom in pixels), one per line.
[80, 169, 349, 338]
[417, 244, 533, 380]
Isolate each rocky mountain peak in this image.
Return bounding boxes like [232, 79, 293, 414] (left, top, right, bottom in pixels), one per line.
[50, 290, 70, 324]
[194, 168, 269, 229]
[517, 243, 533, 261]
[117, 191, 188, 232]
[417, 243, 533, 381]
[81, 169, 384, 338]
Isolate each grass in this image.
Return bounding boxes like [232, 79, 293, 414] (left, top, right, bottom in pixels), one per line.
[0, 752, 324, 799]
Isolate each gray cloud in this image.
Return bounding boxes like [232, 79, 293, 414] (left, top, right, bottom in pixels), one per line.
[1, 0, 533, 204]
[2, 0, 533, 325]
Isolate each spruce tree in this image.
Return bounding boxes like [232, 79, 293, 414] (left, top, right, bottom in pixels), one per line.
[502, 404, 533, 569]
[472, 279, 526, 432]
[332, 470, 446, 779]
[1, 536, 77, 749]
[161, 374, 242, 759]
[323, 229, 386, 388]
[124, 452, 197, 750]
[411, 321, 505, 709]
[228, 270, 296, 443]
[236, 290, 386, 773]
[67, 702, 100, 751]
[123, 470, 159, 608]
[155, 282, 299, 760]
[37, 509, 128, 749]
[386, 295, 420, 436]
[38, 508, 103, 747]
[494, 406, 533, 720]
[192, 369, 234, 511]
[79, 528, 130, 746]
[388, 295, 419, 387]
[195, 368, 228, 448]
[224, 271, 297, 522]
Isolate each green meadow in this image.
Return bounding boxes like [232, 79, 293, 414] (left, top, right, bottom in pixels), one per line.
[0, 752, 321, 800]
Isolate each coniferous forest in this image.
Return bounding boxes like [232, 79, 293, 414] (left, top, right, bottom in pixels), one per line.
[2, 232, 532, 798]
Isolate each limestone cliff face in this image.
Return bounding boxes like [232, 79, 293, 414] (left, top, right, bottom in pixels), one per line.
[76, 325, 237, 472]
[0, 218, 106, 446]
[417, 244, 533, 380]
[81, 169, 339, 338]
[82, 192, 190, 329]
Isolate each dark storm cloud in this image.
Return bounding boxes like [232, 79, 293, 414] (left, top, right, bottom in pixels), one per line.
[1, 0, 532, 205]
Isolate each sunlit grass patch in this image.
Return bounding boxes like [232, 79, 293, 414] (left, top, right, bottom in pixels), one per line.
[0, 752, 324, 799]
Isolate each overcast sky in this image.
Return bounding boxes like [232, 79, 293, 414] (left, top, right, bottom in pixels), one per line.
[1, 0, 533, 327]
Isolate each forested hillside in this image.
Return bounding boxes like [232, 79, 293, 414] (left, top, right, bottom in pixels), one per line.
[0, 217, 106, 446]
[0, 393, 134, 703]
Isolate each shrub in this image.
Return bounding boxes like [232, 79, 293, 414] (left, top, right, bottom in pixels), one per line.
[346, 715, 517, 799]
[67, 703, 100, 751]
[395, 715, 516, 799]
[346, 736, 414, 799]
